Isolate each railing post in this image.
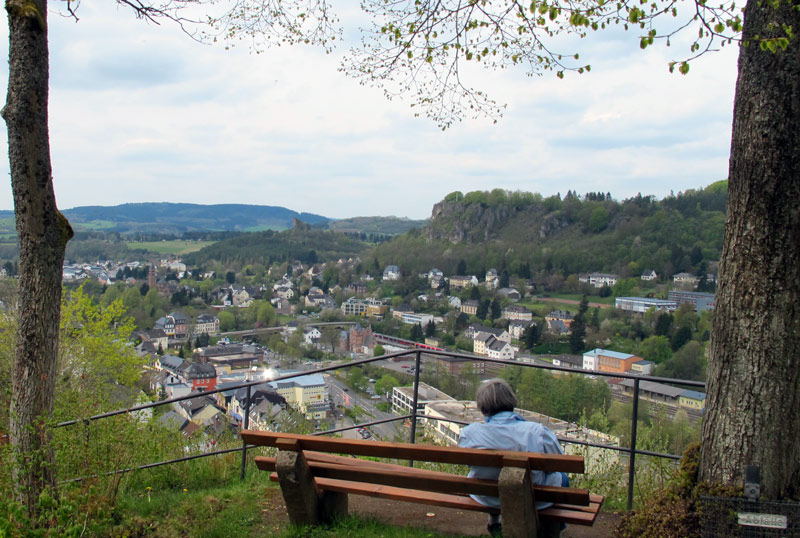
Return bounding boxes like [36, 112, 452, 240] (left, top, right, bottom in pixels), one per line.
[408, 350, 422, 467]
[627, 377, 640, 510]
[240, 384, 252, 480]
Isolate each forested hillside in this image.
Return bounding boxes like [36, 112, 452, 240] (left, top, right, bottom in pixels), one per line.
[184, 221, 369, 267]
[367, 182, 727, 278]
[62, 203, 329, 233]
[325, 216, 428, 238]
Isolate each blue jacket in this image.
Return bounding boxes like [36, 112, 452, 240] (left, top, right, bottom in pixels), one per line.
[458, 411, 566, 509]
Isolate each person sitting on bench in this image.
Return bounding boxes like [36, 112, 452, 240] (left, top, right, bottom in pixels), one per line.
[458, 378, 569, 538]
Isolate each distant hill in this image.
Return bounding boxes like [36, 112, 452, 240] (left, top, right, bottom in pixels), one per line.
[325, 216, 428, 237]
[366, 182, 728, 279]
[60, 203, 330, 234]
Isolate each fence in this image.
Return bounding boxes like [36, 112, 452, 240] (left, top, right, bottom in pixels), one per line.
[55, 347, 705, 510]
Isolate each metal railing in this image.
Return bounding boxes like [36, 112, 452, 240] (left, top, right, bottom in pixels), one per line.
[54, 347, 705, 510]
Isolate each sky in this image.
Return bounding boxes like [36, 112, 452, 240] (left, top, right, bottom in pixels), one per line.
[0, 2, 739, 220]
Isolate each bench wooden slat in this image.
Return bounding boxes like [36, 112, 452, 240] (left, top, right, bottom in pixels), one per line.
[242, 431, 584, 473]
[312, 476, 500, 514]
[539, 503, 603, 526]
[273, 474, 602, 526]
[255, 455, 592, 506]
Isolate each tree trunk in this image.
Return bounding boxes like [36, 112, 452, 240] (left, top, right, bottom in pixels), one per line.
[3, 0, 73, 512]
[700, 0, 800, 499]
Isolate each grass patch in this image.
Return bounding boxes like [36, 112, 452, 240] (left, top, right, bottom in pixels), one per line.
[279, 515, 469, 538]
[126, 240, 215, 255]
[73, 220, 118, 231]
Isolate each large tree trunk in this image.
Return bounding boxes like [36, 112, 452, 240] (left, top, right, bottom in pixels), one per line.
[3, 0, 73, 512]
[700, 0, 800, 499]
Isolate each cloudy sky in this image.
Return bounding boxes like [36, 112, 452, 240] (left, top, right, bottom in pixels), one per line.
[0, 2, 738, 220]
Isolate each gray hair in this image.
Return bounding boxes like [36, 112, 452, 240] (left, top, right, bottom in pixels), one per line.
[476, 378, 517, 416]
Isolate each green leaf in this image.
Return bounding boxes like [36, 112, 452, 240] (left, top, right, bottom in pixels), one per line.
[678, 61, 690, 74]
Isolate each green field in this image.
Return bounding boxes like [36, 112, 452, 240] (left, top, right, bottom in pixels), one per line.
[73, 220, 118, 231]
[126, 240, 215, 255]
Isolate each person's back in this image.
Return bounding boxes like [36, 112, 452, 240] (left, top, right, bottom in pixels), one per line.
[458, 378, 566, 537]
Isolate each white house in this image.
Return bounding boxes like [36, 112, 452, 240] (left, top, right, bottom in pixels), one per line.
[383, 265, 401, 281]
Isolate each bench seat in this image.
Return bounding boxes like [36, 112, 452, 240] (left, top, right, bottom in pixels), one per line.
[242, 431, 604, 536]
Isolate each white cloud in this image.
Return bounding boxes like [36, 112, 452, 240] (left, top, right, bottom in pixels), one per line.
[0, 2, 738, 220]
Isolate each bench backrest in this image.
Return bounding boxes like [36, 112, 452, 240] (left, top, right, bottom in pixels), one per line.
[241, 430, 584, 473]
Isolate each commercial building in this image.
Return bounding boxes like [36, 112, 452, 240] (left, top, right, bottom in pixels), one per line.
[615, 297, 677, 313]
[667, 290, 716, 312]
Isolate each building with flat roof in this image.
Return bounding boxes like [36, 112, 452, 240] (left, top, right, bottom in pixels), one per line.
[269, 373, 329, 419]
[668, 290, 716, 312]
[423, 400, 619, 468]
[615, 297, 677, 313]
[392, 382, 455, 419]
[583, 348, 642, 374]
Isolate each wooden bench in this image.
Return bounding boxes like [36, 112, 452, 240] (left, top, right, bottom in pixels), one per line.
[242, 430, 603, 537]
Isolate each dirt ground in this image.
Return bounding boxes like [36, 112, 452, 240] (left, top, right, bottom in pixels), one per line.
[348, 496, 620, 537]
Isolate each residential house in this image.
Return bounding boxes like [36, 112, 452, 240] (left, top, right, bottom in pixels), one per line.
[486, 338, 514, 360]
[551, 354, 583, 370]
[274, 286, 295, 300]
[448, 296, 462, 309]
[138, 328, 169, 352]
[672, 272, 700, 288]
[273, 298, 294, 316]
[449, 275, 478, 289]
[485, 269, 499, 289]
[303, 327, 322, 346]
[460, 300, 479, 316]
[497, 287, 522, 301]
[428, 268, 445, 289]
[153, 315, 176, 337]
[183, 362, 218, 392]
[508, 320, 534, 340]
[306, 293, 337, 310]
[465, 324, 511, 343]
[345, 282, 368, 296]
[383, 265, 401, 281]
[230, 384, 286, 424]
[502, 305, 532, 321]
[248, 399, 284, 431]
[545, 310, 574, 328]
[641, 269, 658, 281]
[154, 311, 188, 338]
[546, 318, 570, 335]
[473, 332, 495, 356]
[579, 272, 619, 288]
[194, 314, 220, 336]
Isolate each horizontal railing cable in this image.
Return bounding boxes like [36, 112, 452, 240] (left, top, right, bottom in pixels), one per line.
[53, 346, 704, 509]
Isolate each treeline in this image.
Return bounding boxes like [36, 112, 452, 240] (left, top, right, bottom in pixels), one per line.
[184, 226, 369, 267]
[369, 182, 727, 279]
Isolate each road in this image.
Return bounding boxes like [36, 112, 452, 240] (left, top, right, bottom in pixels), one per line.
[325, 374, 404, 442]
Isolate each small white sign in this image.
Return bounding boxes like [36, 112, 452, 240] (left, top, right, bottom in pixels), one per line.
[738, 512, 788, 529]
